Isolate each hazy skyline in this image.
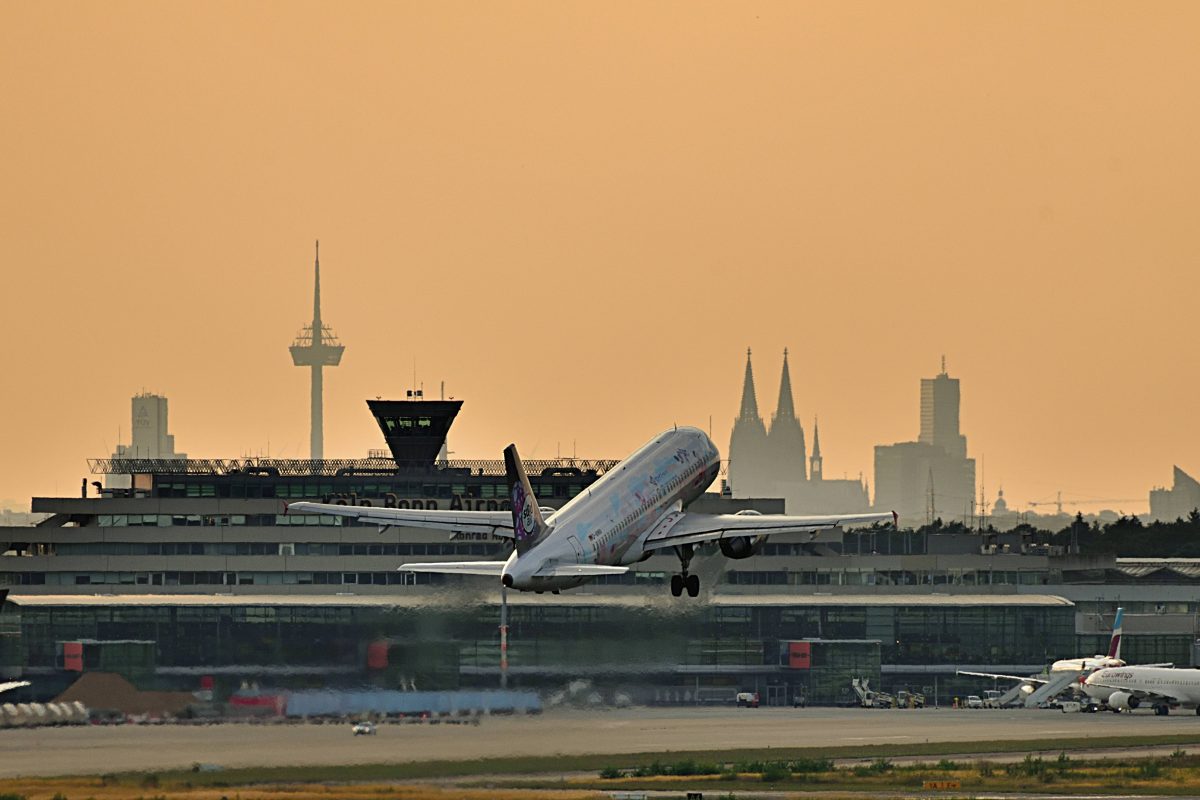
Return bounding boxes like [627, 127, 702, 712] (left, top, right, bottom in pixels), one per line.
[2, 2, 1196, 512]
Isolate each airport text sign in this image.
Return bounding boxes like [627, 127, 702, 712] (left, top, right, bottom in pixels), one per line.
[787, 641, 811, 669]
[923, 780, 961, 790]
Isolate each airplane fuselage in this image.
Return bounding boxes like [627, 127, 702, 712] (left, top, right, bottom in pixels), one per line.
[1085, 666, 1200, 708]
[1051, 656, 1125, 673]
[501, 427, 721, 591]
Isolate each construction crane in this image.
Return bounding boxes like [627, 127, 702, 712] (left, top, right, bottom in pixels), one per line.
[1027, 492, 1144, 515]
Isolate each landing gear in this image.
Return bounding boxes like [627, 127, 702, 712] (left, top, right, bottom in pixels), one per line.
[1155, 705, 1170, 716]
[671, 545, 700, 598]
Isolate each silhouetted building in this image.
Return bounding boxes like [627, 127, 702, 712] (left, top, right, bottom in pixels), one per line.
[105, 393, 186, 490]
[874, 362, 976, 523]
[290, 241, 344, 460]
[765, 349, 807, 484]
[728, 350, 869, 513]
[920, 358, 967, 459]
[809, 418, 823, 481]
[1150, 467, 1200, 522]
[727, 349, 770, 498]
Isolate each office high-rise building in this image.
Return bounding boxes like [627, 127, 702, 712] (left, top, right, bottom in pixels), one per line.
[105, 393, 187, 489]
[875, 360, 975, 523]
[920, 357, 967, 459]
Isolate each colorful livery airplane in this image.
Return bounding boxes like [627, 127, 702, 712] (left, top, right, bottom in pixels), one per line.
[288, 426, 895, 596]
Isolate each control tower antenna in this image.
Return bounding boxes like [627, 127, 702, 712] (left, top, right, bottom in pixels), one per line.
[289, 240, 345, 460]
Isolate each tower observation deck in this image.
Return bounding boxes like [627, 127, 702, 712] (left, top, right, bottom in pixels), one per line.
[289, 241, 344, 460]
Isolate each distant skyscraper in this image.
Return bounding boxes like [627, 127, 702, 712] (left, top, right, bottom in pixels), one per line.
[766, 348, 807, 484]
[920, 356, 967, 459]
[290, 241, 345, 460]
[106, 393, 187, 488]
[875, 360, 976, 523]
[1149, 467, 1200, 522]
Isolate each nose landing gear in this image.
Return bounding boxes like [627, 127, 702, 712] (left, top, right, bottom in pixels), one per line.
[670, 545, 700, 598]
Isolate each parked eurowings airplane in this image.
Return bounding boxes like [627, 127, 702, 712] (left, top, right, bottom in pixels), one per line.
[1083, 666, 1200, 715]
[957, 608, 1129, 687]
[288, 426, 895, 596]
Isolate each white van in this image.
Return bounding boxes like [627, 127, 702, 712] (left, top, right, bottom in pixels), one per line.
[965, 695, 984, 709]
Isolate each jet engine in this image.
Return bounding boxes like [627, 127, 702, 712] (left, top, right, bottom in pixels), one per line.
[719, 510, 769, 559]
[719, 536, 767, 559]
[1108, 691, 1139, 711]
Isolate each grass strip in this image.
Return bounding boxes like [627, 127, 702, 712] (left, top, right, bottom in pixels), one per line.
[46, 732, 1200, 787]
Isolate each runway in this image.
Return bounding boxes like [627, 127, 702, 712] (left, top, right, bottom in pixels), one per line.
[3, 706, 1199, 778]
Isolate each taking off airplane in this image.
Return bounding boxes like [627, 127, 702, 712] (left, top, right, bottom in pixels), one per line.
[288, 426, 894, 596]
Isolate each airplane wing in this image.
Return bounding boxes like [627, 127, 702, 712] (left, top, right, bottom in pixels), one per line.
[286, 501, 514, 538]
[643, 510, 896, 551]
[956, 670, 1049, 684]
[535, 564, 630, 577]
[397, 561, 508, 575]
[0, 681, 30, 695]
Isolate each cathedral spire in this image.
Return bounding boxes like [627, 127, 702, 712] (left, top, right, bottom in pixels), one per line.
[738, 347, 761, 421]
[810, 415, 823, 481]
[774, 347, 796, 422]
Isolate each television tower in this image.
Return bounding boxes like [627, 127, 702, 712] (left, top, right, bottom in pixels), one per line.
[289, 241, 344, 460]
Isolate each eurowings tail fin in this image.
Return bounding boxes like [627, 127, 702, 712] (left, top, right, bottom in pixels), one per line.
[504, 444, 550, 553]
[1108, 607, 1124, 660]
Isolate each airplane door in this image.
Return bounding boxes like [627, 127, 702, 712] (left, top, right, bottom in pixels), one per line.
[569, 536, 585, 563]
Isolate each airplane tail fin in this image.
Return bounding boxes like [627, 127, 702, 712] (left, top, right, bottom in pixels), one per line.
[1108, 607, 1124, 660]
[504, 444, 549, 553]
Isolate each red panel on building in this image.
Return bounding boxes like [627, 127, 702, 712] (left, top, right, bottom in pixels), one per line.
[199, 675, 215, 690]
[367, 641, 389, 670]
[787, 641, 811, 669]
[63, 641, 83, 672]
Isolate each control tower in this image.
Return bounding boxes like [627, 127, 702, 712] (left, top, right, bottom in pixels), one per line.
[289, 241, 344, 460]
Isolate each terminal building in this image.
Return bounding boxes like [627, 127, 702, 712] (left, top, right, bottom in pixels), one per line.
[3, 389, 1200, 709]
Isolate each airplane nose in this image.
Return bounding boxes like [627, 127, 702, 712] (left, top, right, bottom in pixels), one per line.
[502, 573, 513, 588]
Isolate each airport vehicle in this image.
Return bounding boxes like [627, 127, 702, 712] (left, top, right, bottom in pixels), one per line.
[896, 689, 925, 708]
[983, 690, 1004, 708]
[956, 608, 1131, 696]
[735, 691, 760, 708]
[965, 695, 984, 709]
[288, 427, 893, 596]
[1083, 667, 1200, 715]
[352, 721, 376, 735]
[852, 678, 895, 708]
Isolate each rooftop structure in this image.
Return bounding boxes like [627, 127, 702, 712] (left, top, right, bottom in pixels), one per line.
[289, 241, 344, 460]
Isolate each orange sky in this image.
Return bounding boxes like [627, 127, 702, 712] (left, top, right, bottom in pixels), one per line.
[1, 2, 1196, 513]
